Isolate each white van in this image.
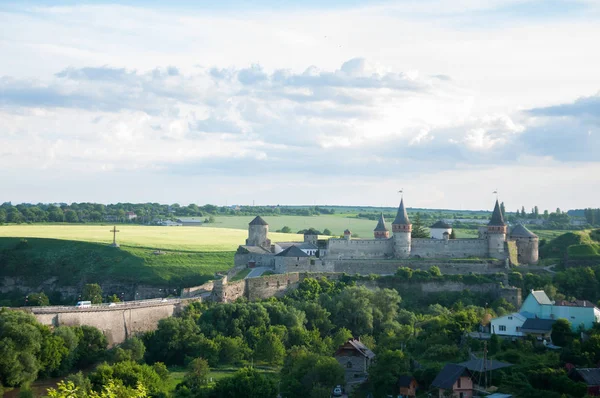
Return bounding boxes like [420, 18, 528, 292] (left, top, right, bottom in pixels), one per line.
[76, 301, 92, 308]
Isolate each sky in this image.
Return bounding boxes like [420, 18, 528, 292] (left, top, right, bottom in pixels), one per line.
[1, 0, 600, 211]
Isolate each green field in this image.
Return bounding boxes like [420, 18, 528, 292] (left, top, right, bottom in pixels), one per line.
[0, 224, 302, 251]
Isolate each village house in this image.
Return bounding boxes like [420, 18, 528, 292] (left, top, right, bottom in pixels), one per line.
[490, 290, 600, 339]
[569, 368, 600, 396]
[431, 364, 474, 398]
[396, 375, 418, 397]
[334, 339, 375, 385]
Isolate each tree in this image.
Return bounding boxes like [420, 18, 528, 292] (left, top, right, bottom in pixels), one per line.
[210, 367, 277, 398]
[280, 348, 344, 398]
[521, 206, 526, 218]
[6, 208, 24, 223]
[280, 226, 292, 233]
[82, 284, 103, 304]
[428, 266, 442, 277]
[254, 332, 285, 365]
[449, 229, 456, 239]
[26, 292, 50, 306]
[367, 350, 408, 397]
[551, 319, 573, 346]
[64, 210, 79, 223]
[411, 214, 429, 238]
[323, 228, 332, 236]
[75, 325, 108, 368]
[0, 209, 6, 224]
[500, 202, 506, 219]
[181, 358, 210, 389]
[489, 333, 501, 355]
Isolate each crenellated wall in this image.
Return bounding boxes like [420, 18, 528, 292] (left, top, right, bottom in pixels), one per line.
[411, 238, 488, 258]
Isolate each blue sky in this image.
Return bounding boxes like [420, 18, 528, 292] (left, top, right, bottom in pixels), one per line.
[1, 0, 599, 210]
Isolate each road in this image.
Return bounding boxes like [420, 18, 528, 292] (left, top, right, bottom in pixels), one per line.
[246, 267, 272, 278]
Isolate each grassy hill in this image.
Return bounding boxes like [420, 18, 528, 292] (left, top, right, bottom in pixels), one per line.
[0, 238, 235, 287]
[540, 229, 600, 262]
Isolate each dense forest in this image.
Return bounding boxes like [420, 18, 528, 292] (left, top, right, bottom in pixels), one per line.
[4, 269, 600, 397]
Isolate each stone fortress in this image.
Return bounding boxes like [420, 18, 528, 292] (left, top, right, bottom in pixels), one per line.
[235, 198, 539, 274]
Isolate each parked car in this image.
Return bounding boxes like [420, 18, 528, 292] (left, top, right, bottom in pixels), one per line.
[332, 386, 343, 397]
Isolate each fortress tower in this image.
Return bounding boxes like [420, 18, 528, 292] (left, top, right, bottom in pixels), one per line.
[304, 231, 318, 245]
[487, 200, 507, 259]
[246, 216, 271, 249]
[392, 198, 412, 258]
[373, 213, 390, 239]
[510, 224, 539, 264]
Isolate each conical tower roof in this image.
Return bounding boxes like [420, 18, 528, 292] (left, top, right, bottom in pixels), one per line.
[510, 224, 538, 238]
[488, 200, 506, 226]
[374, 213, 389, 232]
[249, 216, 268, 226]
[393, 198, 411, 225]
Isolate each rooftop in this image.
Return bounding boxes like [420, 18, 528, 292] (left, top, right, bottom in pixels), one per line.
[374, 213, 389, 232]
[275, 245, 309, 257]
[393, 198, 411, 225]
[249, 216, 268, 226]
[276, 242, 318, 251]
[554, 299, 598, 309]
[510, 224, 538, 238]
[488, 200, 506, 227]
[529, 290, 553, 305]
[431, 364, 471, 390]
[335, 339, 376, 359]
[571, 368, 600, 386]
[521, 318, 556, 332]
[430, 220, 452, 229]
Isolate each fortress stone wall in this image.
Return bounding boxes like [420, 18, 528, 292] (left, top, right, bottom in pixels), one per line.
[29, 271, 523, 345]
[330, 259, 506, 275]
[327, 238, 394, 259]
[411, 238, 489, 259]
[31, 300, 191, 346]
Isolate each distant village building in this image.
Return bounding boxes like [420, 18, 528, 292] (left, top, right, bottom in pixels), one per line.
[177, 217, 204, 227]
[430, 220, 452, 240]
[125, 211, 137, 221]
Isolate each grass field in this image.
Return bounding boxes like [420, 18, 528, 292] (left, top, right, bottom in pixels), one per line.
[208, 215, 479, 239]
[0, 224, 303, 251]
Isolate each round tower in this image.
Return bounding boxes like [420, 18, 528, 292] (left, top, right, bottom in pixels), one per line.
[510, 224, 539, 264]
[487, 200, 507, 259]
[392, 198, 412, 258]
[374, 213, 390, 239]
[246, 216, 271, 249]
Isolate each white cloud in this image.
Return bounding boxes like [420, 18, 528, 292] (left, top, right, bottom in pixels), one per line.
[1, 1, 600, 208]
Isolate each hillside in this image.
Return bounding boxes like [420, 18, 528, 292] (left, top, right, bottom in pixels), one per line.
[0, 238, 235, 287]
[540, 229, 600, 262]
